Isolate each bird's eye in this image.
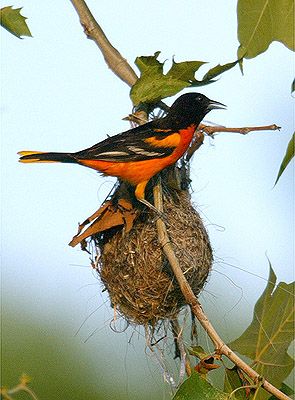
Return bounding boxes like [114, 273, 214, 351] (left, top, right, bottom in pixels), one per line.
[196, 95, 203, 102]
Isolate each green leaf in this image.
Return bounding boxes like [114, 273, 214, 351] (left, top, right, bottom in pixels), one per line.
[188, 345, 208, 359]
[130, 52, 205, 106]
[224, 368, 248, 400]
[199, 59, 241, 84]
[275, 132, 294, 185]
[0, 6, 32, 38]
[134, 51, 163, 75]
[130, 52, 239, 106]
[291, 78, 295, 93]
[173, 372, 228, 400]
[237, 0, 294, 59]
[229, 264, 295, 399]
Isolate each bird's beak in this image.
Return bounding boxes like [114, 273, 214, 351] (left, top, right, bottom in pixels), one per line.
[207, 99, 227, 111]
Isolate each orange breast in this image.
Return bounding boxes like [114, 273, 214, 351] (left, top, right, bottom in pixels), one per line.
[170, 124, 196, 159]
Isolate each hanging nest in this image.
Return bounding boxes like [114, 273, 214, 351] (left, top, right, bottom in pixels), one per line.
[90, 178, 212, 326]
[69, 162, 213, 327]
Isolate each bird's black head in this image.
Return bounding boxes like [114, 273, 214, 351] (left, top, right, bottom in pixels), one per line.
[164, 92, 226, 129]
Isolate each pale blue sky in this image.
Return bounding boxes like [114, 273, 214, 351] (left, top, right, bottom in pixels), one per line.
[1, 1, 294, 397]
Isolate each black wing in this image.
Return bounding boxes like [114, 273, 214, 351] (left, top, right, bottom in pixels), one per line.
[74, 121, 176, 162]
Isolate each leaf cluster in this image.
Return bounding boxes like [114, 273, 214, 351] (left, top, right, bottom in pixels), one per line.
[130, 52, 239, 106]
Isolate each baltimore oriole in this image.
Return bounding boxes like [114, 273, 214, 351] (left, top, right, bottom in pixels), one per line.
[18, 92, 225, 211]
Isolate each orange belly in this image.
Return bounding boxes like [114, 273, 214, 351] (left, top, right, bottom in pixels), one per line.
[79, 158, 168, 185]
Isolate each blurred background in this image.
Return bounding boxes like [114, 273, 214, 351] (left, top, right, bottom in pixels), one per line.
[1, 1, 294, 398]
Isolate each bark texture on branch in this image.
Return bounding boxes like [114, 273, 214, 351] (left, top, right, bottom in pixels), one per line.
[70, 0, 138, 87]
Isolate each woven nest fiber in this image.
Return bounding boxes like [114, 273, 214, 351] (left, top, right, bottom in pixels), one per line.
[96, 189, 212, 326]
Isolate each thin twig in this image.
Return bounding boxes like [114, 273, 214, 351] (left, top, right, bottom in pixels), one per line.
[199, 123, 281, 136]
[186, 123, 280, 160]
[70, 0, 138, 87]
[153, 181, 291, 400]
[186, 131, 205, 161]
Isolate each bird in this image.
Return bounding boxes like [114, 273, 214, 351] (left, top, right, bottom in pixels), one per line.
[18, 92, 225, 212]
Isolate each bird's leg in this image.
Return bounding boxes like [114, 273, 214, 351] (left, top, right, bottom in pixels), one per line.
[135, 181, 165, 220]
[139, 198, 169, 224]
[139, 198, 163, 215]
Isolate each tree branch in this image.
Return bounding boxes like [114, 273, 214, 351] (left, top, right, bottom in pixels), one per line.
[199, 123, 281, 136]
[153, 182, 291, 400]
[186, 123, 280, 161]
[70, 0, 138, 87]
[69, 2, 289, 398]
